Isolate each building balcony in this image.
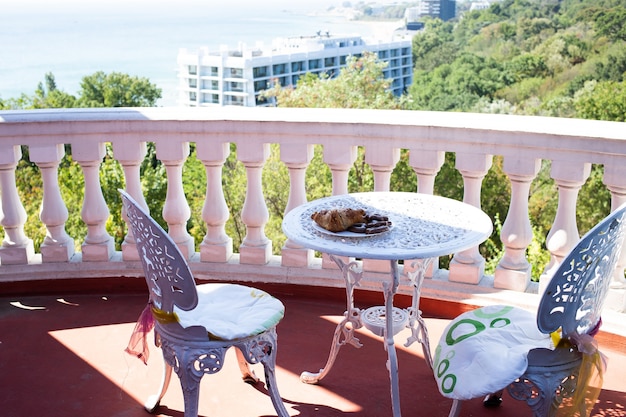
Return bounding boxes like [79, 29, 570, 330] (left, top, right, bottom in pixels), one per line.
[1, 107, 625, 416]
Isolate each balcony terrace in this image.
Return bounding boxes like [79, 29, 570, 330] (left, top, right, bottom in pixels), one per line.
[1, 107, 625, 416]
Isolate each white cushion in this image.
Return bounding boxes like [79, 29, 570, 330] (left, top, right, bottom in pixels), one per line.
[174, 283, 285, 341]
[433, 304, 552, 400]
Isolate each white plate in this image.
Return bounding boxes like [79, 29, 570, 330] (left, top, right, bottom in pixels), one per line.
[311, 221, 392, 238]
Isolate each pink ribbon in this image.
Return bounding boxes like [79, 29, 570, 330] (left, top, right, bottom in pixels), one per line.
[124, 303, 155, 365]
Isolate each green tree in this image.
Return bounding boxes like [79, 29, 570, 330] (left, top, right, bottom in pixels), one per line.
[0, 73, 76, 109]
[77, 71, 161, 107]
[574, 80, 626, 122]
[412, 19, 458, 72]
[594, 49, 626, 82]
[408, 53, 512, 111]
[594, 7, 626, 42]
[264, 53, 402, 109]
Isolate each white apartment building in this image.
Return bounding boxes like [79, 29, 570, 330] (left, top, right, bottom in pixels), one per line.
[177, 34, 413, 107]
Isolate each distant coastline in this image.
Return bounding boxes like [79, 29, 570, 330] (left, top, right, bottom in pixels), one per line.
[308, 7, 406, 41]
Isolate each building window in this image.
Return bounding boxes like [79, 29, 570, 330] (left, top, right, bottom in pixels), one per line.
[253, 66, 268, 78]
[324, 57, 336, 67]
[188, 65, 197, 75]
[254, 80, 269, 92]
[272, 63, 287, 75]
[229, 96, 244, 106]
[189, 92, 197, 101]
[202, 93, 219, 103]
[189, 79, 197, 88]
[229, 68, 243, 78]
[339, 55, 347, 65]
[291, 61, 305, 72]
[202, 80, 219, 90]
[229, 81, 244, 92]
[210, 66, 219, 76]
[309, 59, 321, 70]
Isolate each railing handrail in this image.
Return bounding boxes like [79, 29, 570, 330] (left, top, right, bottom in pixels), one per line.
[2, 107, 624, 141]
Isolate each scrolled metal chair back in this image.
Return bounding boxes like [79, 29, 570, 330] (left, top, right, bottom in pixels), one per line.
[120, 190, 198, 314]
[537, 205, 626, 339]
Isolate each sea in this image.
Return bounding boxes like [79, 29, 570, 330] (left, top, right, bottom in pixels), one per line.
[1, 0, 396, 106]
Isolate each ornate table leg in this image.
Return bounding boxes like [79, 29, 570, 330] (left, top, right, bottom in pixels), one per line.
[404, 258, 434, 369]
[384, 260, 403, 417]
[300, 254, 364, 384]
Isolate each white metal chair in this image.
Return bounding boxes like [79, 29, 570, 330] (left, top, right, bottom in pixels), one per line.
[433, 204, 626, 417]
[120, 190, 289, 417]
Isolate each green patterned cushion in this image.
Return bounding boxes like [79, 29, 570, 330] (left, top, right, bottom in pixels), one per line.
[433, 304, 552, 400]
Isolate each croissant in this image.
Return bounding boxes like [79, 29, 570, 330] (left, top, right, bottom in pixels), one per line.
[311, 208, 367, 232]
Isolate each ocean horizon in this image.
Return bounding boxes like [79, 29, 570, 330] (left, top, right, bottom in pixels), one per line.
[1, 0, 399, 106]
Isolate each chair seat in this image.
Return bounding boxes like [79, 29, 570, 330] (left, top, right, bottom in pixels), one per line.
[175, 283, 285, 341]
[433, 304, 553, 401]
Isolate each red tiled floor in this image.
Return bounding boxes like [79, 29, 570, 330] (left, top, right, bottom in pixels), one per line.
[0, 286, 625, 417]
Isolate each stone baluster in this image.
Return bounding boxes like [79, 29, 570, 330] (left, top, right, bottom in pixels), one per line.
[197, 142, 233, 263]
[602, 162, 626, 289]
[365, 146, 400, 192]
[406, 150, 445, 278]
[156, 140, 195, 259]
[238, 142, 271, 265]
[281, 143, 314, 267]
[29, 144, 74, 262]
[0, 145, 34, 264]
[72, 142, 114, 261]
[363, 147, 400, 273]
[494, 157, 541, 291]
[322, 144, 358, 269]
[409, 150, 445, 195]
[539, 160, 591, 294]
[323, 143, 358, 196]
[112, 140, 148, 261]
[448, 152, 493, 284]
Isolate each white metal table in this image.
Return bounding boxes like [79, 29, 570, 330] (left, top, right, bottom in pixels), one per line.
[282, 192, 493, 417]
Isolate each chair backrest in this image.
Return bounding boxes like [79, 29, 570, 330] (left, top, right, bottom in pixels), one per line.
[537, 204, 626, 339]
[120, 190, 198, 314]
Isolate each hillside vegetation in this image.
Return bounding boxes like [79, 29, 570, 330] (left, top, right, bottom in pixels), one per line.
[408, 0, 625, 119]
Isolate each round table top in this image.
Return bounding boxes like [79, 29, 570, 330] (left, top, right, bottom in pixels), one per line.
[282, 192, 493, 260]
